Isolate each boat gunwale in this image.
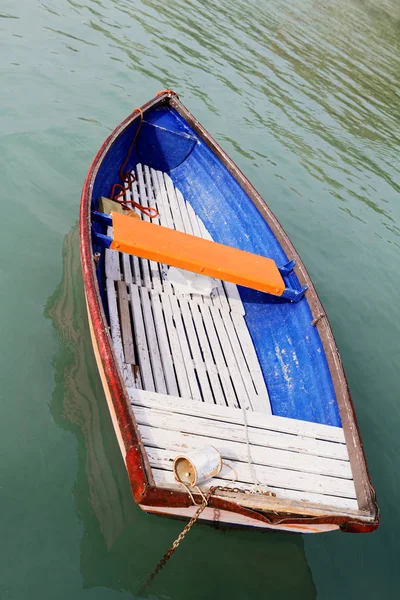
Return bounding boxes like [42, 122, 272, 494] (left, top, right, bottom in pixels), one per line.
[80, 90, 379, 532]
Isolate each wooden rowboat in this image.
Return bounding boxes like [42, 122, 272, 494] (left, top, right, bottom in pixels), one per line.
[80, 90, 379, 534]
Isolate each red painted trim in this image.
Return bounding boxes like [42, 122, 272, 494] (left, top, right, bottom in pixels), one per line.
[80, 91, 379, 534]
[80, 101, 163, 495]
[134, 483, 378, 532]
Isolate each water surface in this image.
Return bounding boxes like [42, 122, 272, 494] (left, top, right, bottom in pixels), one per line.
[1, 0, 400, 598]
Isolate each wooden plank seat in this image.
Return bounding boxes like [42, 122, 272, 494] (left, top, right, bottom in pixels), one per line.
[129, 389, 358, 511]
[110, 212, 286, 297]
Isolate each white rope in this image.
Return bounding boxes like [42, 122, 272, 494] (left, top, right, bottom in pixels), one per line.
[222, 460, 238, 484]
[241, 404, 272, 495]
[179, 481, 206, 505]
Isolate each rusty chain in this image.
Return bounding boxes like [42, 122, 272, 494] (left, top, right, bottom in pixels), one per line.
[139, 487, 214, 592]
[139, 485, 276, 592]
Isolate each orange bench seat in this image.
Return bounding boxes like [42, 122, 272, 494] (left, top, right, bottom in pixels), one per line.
[110, 211, 285, 297]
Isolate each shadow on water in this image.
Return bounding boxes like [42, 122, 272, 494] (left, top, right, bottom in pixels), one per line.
[45, 224, 316, 598]
[44, 225, 135, 547]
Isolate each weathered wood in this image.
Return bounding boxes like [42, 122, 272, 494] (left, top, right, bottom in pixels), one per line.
[136, 165, 150, 224]
[188, 301, 226, 404]
[131, 179, 151, 289]
[136, 415, 352, 479]
[122, 253, 133, 284]
[151, 469, 359, 512]
[132, 255, 141, 286]
[168, 294, 202, 401]
[178, 296, 214, 402]
[217, 306, 271, 413]
[129, 284, 155, 391]
[129, 388, 346, 443]
[136, 164, 163, 292]
[106, 279, 136, 388]
[149, 290, 179, 396]
[131, 401, 348, 460]
[123, 188, 141, 285]
[162, 172, 185, 233]
[143, 165, 159, 217]
[150, 167, 173, 295]
[223, 280, 245, 315]
[159, 292, 191, 398]
[195, 216, 229, 311]
[197, 302, 238, 407]
[187, 206, 244, 314]
[184, 202, 213, 306]
[174, 186, 195, 237]
[144, 446, 356, 498]
[130, 180, 142, 219]
[229, 311, 271, 404]
[152, 168, 175, 230]
[143, 165, 164, 293]
[116, 280, 136, 365]
[138, 286, 167, 393]
[207, 304, 252, 410]
[105, 227, 121, 280]
[162, 175, 212, 307]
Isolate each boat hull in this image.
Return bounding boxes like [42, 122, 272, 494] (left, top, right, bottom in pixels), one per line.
[140, 505, 339, 534]
[80, 91, 379, 534]
[86, 297, 338, 534]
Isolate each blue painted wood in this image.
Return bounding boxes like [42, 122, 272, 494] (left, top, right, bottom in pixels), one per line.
[90, 103, 341, 427]
[92, 211, 113, 227]
[92, 229, 112, 248]
[281, 285, 308, 302]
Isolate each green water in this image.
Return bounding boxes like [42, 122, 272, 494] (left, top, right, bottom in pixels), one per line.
[1, 0, 399, 597]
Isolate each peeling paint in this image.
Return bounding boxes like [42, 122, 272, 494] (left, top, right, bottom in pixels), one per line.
[275, 344, 293, 390]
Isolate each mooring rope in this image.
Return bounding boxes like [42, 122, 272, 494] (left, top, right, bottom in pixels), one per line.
[109, 106, 158, 218]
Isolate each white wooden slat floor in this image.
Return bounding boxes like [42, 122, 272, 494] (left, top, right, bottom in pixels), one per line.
[110, 164, 271, 413]
[106, 279, 139, 389]
[104, 165, 357, 511]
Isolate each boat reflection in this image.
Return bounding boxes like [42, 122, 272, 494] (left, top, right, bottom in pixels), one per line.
[46, 224, 316, 597]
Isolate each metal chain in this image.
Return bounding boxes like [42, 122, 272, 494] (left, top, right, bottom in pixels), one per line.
[139, 487, 214, 592]
[138, 484, 277, 593]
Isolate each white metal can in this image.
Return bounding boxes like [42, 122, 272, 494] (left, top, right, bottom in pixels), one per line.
[173, 446, 222, 487]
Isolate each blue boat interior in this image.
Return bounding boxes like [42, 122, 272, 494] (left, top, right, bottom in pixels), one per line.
[91, 104, 341, 427]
